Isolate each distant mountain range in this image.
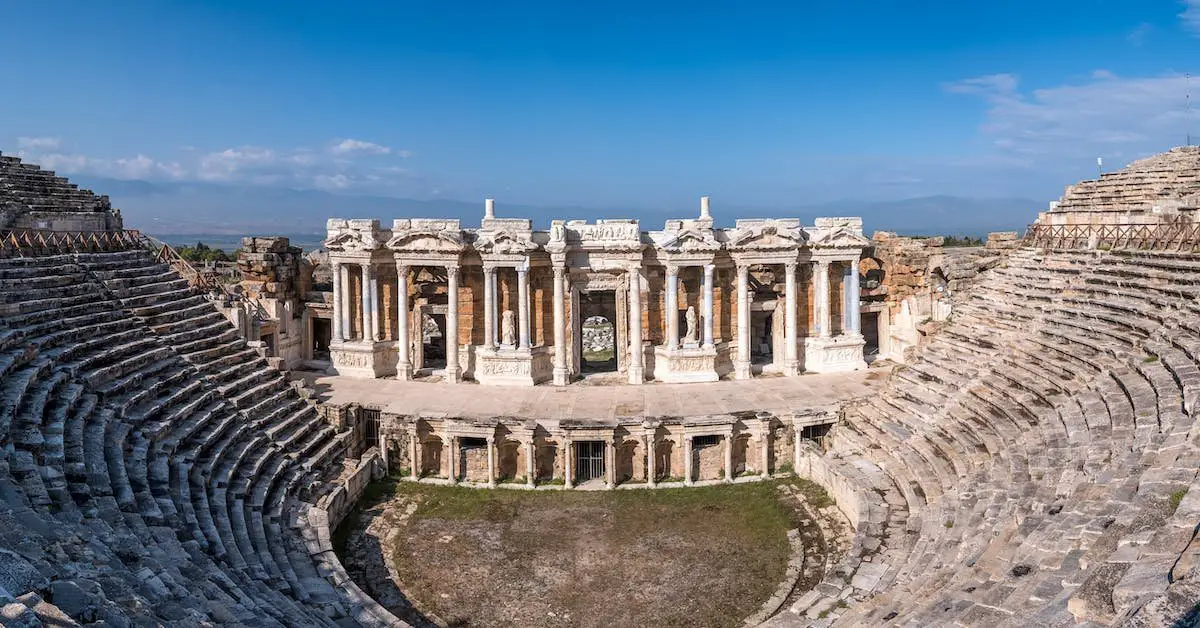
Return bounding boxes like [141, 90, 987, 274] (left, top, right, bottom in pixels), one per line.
[74, 176, 1043, 243]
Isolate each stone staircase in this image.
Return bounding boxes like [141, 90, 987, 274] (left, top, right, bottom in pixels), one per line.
[773, 247, 1200, 626]
[0, 250, 362, 625]
[0, 153, 112, 223]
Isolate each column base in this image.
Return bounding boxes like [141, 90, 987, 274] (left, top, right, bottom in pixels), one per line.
[653, 346, 719, 383]
[804, 335, 868, 373]
[444, 367, 462, 384]
[783, 359, 801, 377]
[627, 365, 645, 385]
[330, 341, 398, 378]
[397, 362, 413, 381]
[733, 359, 752, 380]
[552, 366, 570, 386]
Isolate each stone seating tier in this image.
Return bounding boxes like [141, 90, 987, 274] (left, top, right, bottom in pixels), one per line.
[0, 251, 352, 626]
[779, 245, 1200, 626]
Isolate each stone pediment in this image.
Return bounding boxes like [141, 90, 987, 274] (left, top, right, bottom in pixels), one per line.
[659, 229, 721, 253]
[387, 229, 467, 254]
[324, 220, 385, 252]
[728, 222, 805, 251]
[474, 230, 539, 255]
[808, 226, 870, 249]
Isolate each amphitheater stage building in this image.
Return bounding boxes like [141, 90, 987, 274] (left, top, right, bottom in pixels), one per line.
[323, 198, 872, 386]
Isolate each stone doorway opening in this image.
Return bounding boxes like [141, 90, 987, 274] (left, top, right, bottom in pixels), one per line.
[579, 290, 618, 373]
[750, 308, 776, 369]
[311, 317, 331, 360]
[421, 313, 447, 371]
[575, 440, 605, 483]
[862, 311, 880, 361]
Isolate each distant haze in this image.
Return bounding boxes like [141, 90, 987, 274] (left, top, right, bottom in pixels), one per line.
[80, 176, 1039, 249]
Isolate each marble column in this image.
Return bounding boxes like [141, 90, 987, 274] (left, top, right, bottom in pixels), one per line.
[816, 260, 832, 338]
[486, 436, 496, 488]
[448, 435, 458, 484]
[396, 265, 411, 380]
[793, 428, 803, 476]
[784, 262, 799, 375]
[734, 264, 751, 379]
[703, 264, 715, 349]
[331, 262, 344, 342]
[340, 264, 353, 339]
[724, 434, 734, 482]
[409, 431, 418, 479]
[760, 429, 771, 475]
[517, 265, 530, 350]
[525, 439, 536, 487]
[683, 436, 693, 486]
[552, 265, 568, 385]
[483, 267, 495, 350]
[445, 265, 461, 383]
[665, 265, 679, 350]
[360, 264, 372, 343]
[627, 266, 644, 384]
[489, 270, 500, 347]
[605, 438, 615, 489]
[563, 439, 574, 489]
[846, 259, 861, 335]
[645, 432, 657, 487]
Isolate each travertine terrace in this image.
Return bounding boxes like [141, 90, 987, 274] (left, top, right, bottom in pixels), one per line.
[1, 147, 1199, 626]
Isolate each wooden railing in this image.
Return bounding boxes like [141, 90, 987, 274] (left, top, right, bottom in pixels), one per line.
[1023, 222, 1200, 251]
[0, 228, 144, 258]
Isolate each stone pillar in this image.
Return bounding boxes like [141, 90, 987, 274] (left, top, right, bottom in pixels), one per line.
[665, 265, 679, 350]
[489, 270, 500, 347]
[396, 265, 412, 380]
[445, 266, 461, 383]
[847, 258, 861, 335]
[784, 262, 799, 376]
[703, 264, 715, 349]
[340, 264, 353, 339]
[734, 264, 751, 379]
[553, 265, 568, 385]
[526, 439, 536, 487]
[331, 262, 344, 342]
[627, 266, 644, 385]
[724, 434, 734, 482]
[793, 427, 802, 475]
[486, 436, 496, 488]
[448, 435, 458, 484]
[360, 264, 373, 343]
[605, 438, 615, 489]
[517, 265, 531, 350]
[683, 436, 693, 486]
[563, 439, 574, 489]
[483, 267, 495, 350]
[817, 260, 832, 338]
[760, 429, 771, 475]
[409, 431, 418, 479]
[645, 432, 657, 487]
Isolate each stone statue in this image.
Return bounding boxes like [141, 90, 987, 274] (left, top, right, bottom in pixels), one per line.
[501, 309, 516, 347]
[684, 305, 698, 344]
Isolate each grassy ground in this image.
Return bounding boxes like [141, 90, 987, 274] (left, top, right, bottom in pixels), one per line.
[379, 480, 799, 628]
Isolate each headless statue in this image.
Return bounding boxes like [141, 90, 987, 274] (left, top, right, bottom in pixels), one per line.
[684, 305, 698, 344]
[501, 309, 516, 347]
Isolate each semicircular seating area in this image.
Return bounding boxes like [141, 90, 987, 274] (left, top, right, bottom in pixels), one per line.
[0, 250, 362, 626]
[773, 247, 1200, 626]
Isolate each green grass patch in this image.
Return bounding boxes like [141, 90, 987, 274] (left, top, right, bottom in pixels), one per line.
[1169, 488, 1189, 514]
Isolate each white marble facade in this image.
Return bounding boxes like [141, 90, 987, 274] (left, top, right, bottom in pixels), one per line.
[324, 198, 869, 385]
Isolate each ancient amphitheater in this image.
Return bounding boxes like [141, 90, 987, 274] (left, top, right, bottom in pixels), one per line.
[1, 147, 1199, 626]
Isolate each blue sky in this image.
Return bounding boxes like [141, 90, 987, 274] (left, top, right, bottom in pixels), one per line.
[2, 1, 1198, 213]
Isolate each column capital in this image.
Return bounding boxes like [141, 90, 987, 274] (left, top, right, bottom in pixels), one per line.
[482, 265, 494, 276]
[815, 259, 831, 269]
[445, 264, 460, 278]
[553, 264, 565, 278]
[703, 263, 715, 274]
[485, 435, 495, 444]
[785, 260, 798, 272]
[666, 264, 679, 278]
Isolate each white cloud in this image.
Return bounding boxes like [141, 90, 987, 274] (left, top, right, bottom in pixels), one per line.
[948, 71, 1196, 164]
[1127, 22, 1153, 46]
[332, 138, 392, 155]
[942, 73, 1019, 98]
[16, 136, 61, 150]
[23, 150, 184, 180]
[1183, 0, 1200, 35]
[197, 146, 278, 181]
